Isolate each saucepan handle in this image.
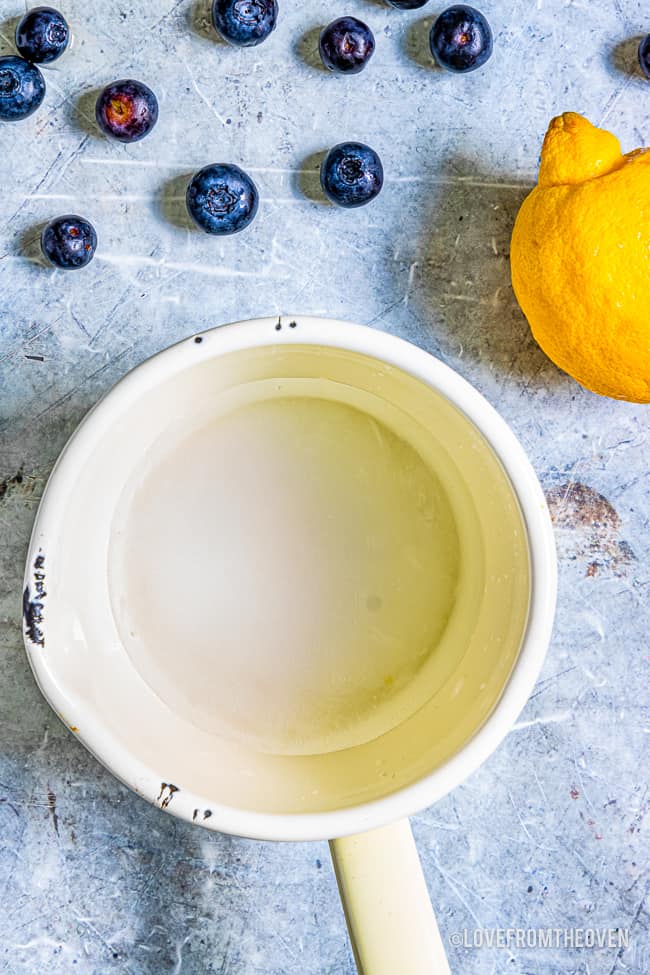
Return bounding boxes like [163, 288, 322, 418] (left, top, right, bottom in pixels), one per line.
[329, 818, 451, 975]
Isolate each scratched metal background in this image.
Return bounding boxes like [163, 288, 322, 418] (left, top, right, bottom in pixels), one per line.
[0, 1, 648, 973]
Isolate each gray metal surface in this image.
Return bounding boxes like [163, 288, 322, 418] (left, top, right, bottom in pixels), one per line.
[0, 1, 648, 973]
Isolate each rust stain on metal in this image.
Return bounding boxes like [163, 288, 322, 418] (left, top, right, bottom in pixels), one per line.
[156, 783, 179, 809]
[546, 482, 621, 530]
[545, 482, 636, 577]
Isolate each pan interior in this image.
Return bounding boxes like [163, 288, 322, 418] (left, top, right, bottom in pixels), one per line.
[108, 377, 461, 757]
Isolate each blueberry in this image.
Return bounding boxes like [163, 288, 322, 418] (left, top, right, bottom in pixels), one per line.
[95, 80, 159, 143]
[430, 5, 493, 73]
[15, 7, 70, 64]
[212, 0, 278, 47]
[41, 215, 97, 270]
[385, 1, 429, 8]
[186, 164, 259, 235]
[0, 56, 45, 122]
[320, 143, 383, 208]
[319, 18, 375, 74]
[639, 35, 650, 80]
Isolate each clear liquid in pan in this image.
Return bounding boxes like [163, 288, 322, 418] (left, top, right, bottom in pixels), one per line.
[108, 379, 461, 756]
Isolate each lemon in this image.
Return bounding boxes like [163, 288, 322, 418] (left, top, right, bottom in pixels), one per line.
[511, 113, 650, 403]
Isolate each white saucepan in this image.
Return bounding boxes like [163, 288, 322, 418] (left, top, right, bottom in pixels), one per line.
[23, 316, 556, 974]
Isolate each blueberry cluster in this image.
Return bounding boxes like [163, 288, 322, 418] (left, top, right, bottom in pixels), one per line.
[0, 7, 69, 123]
[0, 6, 85, 270]
[319, 5, 493, 76]
[3, 3, 649, 269]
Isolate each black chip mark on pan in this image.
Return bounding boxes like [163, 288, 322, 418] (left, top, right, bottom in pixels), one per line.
[23, 551, 46, 647]
[193, 808, 212, 823]
[157, 783, 180, 809]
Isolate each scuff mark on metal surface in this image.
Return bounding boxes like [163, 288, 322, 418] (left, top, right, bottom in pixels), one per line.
[0, 471, 22, 500]
[156, 783, 179, 809]
[47, 787, 59, 836]
[0, 468, 30, 502]
[23, 551, 47, 648]
[545, 482, 636, 577]
[0, 796, 20, 818]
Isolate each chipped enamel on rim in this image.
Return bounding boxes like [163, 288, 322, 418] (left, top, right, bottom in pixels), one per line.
[22, 316, 557, 842]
